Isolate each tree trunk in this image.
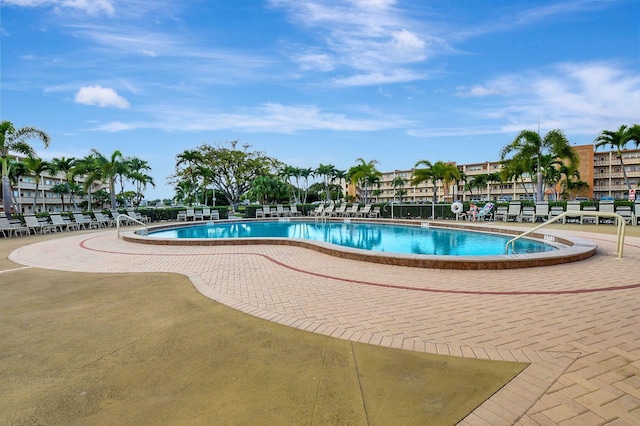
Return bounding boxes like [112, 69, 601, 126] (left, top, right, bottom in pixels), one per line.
[2, 175, 13, 219]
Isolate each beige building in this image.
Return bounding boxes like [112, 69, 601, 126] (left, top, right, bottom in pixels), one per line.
[352, 144, 639, 204]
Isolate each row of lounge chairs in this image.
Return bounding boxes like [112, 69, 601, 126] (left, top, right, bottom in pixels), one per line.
[0, 210, 150, 238]
[492, 200, 638, 225]
[309, 203, 381, 218]
[176, 207, 220, 221]
[255, 205, 302, 218]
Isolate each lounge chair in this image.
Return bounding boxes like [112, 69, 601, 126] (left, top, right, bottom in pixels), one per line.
[276, 205, 285, 217]
[262, 205, 272, 218]
[73, 213, 98, 229]
[24, 215, 55, 234]
[332, 204, 347, 217]
[505, 201, 522, 222]
[49, 213, 79, 232]
[201, 207, 212, 220]
[520, 206, 535, 222]
[176, 210, 187, 221]
[615, 205, 633, 225]
[289, 205, 302, 216]
[549, 206, 564, 221]
[534, 202, 550, 222]
[194, 209, 204, 221]
[93, 212, 114, 228]
[581, 205, 598, 225]
[476, 203, 494, 221]
[493, 206, 508, 222]
[345, 204, 359, 217]
[356, 205, 372, 217]
[127, 208, 150, 223]
[369, 206, 381, 218]
[321, 204, 335, 217]
[564, 201, 582, 224]
[309, 205, 323, 216]
[598, 200, 615, 224]
[186, 208, 196, 221]
[210, 209, 220, 220]
[0, 215, 28, 237]
[255, 208, 264, 218]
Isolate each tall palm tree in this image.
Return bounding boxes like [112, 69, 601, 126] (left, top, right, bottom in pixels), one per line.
[50, 156, 79, 210]
[411, 160, 461, 203]
[72, 154, 99, 211]
[90, 149, 126, 209]
[594, 124, 640, 191]
[501, 129, 577, 202]
[391, 176, 406, 203]
[500, 156, 533, 198]
[176, 149, 203, 206]
[23, 157, 53, 212]
[128, 157, 155, 206]
[0, 121, 50, 218]
[7, 160, 29, 214]
[347, 158, 381, 204]
[299, 167, 313, 204]
[332, 169, 347, 202]
[315, 163, 336, 202]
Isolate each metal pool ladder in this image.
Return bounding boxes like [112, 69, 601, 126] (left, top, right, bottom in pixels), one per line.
[505, 211, 627, 259]
[116, 214, 148, 238]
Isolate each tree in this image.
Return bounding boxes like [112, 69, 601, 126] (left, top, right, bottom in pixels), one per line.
[7, 159, 28, 214]
[23, 157, 53, 212]
[594, 124, 640, 191]
[500, 129, 578, 202]
[391, 176, 407, 202]
[90, 149, 126, 209]
[50, 156, 79, 210]
[128, 157, 155, 206]
[50, 183, 70, 211]
[315, 163, 336, 202]
[500, 156, 533, 198]
[72, 154, 101, 211]
[178, 141, 277, 211]
[175, 149, 203, 205]
[411, 160, 460, 203]
[347, 158, 381, 204]
[0, 121, 50, 218]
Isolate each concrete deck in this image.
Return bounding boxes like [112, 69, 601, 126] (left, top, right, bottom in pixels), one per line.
[8, 224, 640, 425]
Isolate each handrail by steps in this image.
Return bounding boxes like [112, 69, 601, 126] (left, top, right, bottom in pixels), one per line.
[116, 214, 148, 238]
[505, 211, 627, 259]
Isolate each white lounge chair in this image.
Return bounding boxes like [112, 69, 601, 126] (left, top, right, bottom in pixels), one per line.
[534, 202, 550, 222]
[505, 201, 522, 222]
[564, 201, 582, 224]
[93, 212, 114, 228]
[289, 205, 302, 216]
[186, 208, 196, 221]
[201, 207, 212, 220]
[0, 216, 28, 237]
[24, 215, 55, 234]
[493, 206, 508, 222]
[73, 212, 98, 229]
[615, 205, 633, 225]
[520, 206, 535, 222]
[49, 213, 79, 231]
[598, 200, 615, 224]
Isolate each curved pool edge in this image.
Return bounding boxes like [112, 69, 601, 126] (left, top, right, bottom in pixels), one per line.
[122, 218, 597, 270]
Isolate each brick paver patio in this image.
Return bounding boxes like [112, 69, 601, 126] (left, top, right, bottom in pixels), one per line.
[8, 225, 640, 425]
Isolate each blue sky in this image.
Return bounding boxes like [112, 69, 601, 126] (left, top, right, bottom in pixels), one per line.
[2, 0, 639, 201]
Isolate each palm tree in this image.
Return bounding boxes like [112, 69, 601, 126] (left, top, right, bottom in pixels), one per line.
[500, 156, 533, 198]
[176, 149, 204, 206]
[332, 169, 347, 202]
[391, 176, 406, 203]
[90, 149, 126, 209]
[594, 124, 640, 191]
[50, 156, 78, 210]
[23, 157, 53, 212]
[7, 159, 28, 214]
[500, 129, 578, 202]
[72, 154, 101, 211]
[128, 157, 155, 206]
[347, 158, 381, 204]
[0, 121, 50, 218]
[411, 160, 461, 203]
[50, 183, 70, 212]
[315, 163, 336, 202]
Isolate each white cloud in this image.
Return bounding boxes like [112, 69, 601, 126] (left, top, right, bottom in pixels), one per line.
[93, 102, 413, 134]
[74, 85, 130, 109]
[4, 0, 115, 15]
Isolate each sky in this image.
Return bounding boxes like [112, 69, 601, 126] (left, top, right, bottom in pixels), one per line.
[1, 0, 639, 201]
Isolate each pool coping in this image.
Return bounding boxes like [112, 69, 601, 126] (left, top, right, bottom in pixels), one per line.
[122, 218, 597, 270]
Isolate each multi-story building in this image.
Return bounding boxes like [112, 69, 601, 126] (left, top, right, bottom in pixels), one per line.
[352, 144, 639, 204]
[2, 156, 107, 215]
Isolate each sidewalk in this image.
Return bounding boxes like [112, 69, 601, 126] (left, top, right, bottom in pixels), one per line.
[9, 226, 640, 424]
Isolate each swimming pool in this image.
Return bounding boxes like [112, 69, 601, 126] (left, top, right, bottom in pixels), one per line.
[124, 218, 597, 269]
[147, 220, 554, 256]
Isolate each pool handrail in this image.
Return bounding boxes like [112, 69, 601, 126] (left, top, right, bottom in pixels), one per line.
[505, 211, 626, 259]
[117, 214, 148, 238]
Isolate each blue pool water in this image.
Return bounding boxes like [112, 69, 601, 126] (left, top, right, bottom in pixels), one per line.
[147, 221, 556, 256]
